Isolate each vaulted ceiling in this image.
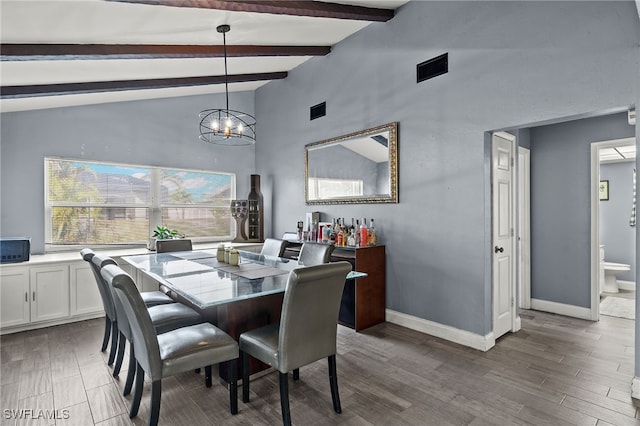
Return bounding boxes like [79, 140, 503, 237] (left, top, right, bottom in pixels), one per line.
[0, 0, 408, 112]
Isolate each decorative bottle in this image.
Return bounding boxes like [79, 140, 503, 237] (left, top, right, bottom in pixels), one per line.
[359, 218, 368, 248]
[247, 174, 264, 242]
[368, 218, 376, 246]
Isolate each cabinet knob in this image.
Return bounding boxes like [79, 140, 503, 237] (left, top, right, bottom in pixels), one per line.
[32, 291, 36, 301]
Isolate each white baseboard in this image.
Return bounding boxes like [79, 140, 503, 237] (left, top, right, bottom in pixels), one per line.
[618, 280, 636, 291]
[386, 309, 495, 352]
[633, 377, 640, 399]
[530, 298, 593, 320]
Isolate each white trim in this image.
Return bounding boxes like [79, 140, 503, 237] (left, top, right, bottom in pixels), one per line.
[386, 309, 496, 352]
[518, 147, 531, 310]
[618, 280, 636, 291]
[530, 298, 593, 321]
[632, 376, 640, 399]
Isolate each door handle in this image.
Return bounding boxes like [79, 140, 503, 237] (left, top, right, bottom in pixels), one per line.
[494, 246, 504, 253]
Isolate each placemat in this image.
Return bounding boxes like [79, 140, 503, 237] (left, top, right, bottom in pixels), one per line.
[218, 263, 289, 280]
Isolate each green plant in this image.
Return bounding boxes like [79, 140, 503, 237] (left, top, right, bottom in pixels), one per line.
[152, 226, 179, 240]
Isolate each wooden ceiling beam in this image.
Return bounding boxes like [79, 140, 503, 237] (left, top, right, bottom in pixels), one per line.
[0, 72, 287, 98]
[107, 0, 395, 22]
[0, 44, 330, 60]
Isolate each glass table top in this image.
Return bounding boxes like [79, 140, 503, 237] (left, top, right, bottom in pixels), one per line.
[120, 249, 366, 310]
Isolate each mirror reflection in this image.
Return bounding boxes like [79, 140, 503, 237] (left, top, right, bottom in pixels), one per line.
[305, 122, 398, 204]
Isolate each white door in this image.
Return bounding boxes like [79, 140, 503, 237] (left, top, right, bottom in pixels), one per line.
[492, 132, 516, 339]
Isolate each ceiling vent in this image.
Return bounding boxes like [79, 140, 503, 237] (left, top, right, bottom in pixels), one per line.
[629, 108, 636, 125]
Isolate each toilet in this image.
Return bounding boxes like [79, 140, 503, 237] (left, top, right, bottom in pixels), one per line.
[599, 245, 631, 294]
[602, 262, 631, 293]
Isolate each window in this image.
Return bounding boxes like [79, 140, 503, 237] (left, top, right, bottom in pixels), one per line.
[45, 158, 234, 250]
[307, 177, 363, 200]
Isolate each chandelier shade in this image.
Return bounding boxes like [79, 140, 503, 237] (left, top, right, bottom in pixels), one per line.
[199, 24, 256, 146]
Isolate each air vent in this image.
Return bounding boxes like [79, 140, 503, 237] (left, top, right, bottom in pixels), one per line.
[417, 53, 448, 83]
[310, 102, 326, 121]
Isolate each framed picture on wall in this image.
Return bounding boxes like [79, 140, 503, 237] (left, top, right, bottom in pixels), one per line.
[599, 180, 609, 201]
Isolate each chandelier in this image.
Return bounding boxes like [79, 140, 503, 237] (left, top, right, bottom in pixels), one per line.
[199, 25, 256, 146]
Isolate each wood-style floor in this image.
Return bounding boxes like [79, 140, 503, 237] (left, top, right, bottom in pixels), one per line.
[1, 309, 639, 425]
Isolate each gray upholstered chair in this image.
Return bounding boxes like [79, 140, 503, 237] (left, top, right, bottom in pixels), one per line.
[91, 253, 203, 397]
[155, 238, 192, 253]
[102, 264, 239, 426]
[260, 238, 288, 257]
[298, 242, 335, 266]
[81, 248, 175, 366]
[239, 261, 352, 426]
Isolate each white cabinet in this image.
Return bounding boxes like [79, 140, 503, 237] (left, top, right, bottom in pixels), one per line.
[70, 263, 103, 316]
[29, 265, 70, 323]
[1, 264, 71, 329]
[0, 267, 30, 328]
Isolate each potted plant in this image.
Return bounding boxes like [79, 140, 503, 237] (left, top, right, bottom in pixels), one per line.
[148, 226, 180, 251]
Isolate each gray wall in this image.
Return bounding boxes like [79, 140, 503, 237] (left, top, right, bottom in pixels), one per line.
[0, 91, 257, 253]
[255, 0, 639, 336]
[529, 112, 636, 307]
[600, 161, 637, 282]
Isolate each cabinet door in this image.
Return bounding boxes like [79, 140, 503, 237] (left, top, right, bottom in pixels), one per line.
[30, 265, 70, 322]
[70, 263, 104, 316]
[0, 267, 30, 328]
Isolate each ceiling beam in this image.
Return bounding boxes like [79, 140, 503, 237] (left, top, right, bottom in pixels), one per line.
[0, 44, 331, 61]
[0, 72, 287, 98]
[107, 0, 395, 22]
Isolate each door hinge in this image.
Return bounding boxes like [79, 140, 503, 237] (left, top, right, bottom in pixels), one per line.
[511, 297, 515, 307]
[511, 157, 515, 167]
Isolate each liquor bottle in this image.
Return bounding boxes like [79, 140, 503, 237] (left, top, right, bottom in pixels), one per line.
[329, 218, 337, 243]
[359, 218, 368, 248]
[368, 218, 376, 246]
[347, 228, 356, 247]
[354, 219, 360, 247]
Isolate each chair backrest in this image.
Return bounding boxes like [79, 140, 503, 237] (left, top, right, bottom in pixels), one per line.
[102, 264, 162, 380]
[277, 261, 351, 372]
[156, 238, 192, 253]
[81, 248, 118, 320]
[92, 253, 132, 340]
[260, 238, 288, 257]
[298, 242, 335, 266]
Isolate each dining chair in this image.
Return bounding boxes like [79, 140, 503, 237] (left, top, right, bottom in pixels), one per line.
[260, 238, 288, 257]
[155, 238, 192, 253]
[81, 249, 175, 367]
[239, 261, 352, 426]
[102, 264, 239, 426]
[91, 253, 203, 397]
[298, 242, 335, 266]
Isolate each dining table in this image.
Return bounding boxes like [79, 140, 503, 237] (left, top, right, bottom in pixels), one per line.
[120, 248, 366, 382]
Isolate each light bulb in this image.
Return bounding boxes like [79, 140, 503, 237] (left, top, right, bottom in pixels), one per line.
[238, 124, 243, 135]
[211, 120, 219, 131]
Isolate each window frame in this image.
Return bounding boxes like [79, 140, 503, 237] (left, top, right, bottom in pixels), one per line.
[44, 157, 236, 252]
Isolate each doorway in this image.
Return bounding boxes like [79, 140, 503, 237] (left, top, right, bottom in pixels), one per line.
[590, 137, 637, 320]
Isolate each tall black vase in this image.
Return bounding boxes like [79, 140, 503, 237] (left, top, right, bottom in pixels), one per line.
[247, 174, 264, 242]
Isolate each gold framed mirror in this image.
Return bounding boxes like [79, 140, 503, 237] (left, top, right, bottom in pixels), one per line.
[305, 122, 398, 204]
